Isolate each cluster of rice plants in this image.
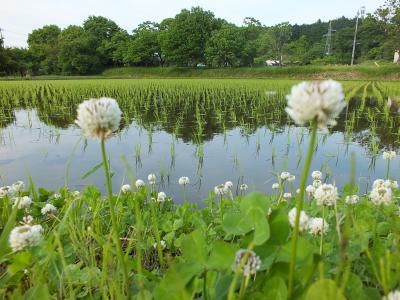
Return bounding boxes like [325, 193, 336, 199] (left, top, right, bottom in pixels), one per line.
[0, 79, 399, 299]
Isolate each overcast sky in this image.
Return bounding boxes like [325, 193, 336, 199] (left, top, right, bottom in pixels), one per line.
[1, 0, 385, 47]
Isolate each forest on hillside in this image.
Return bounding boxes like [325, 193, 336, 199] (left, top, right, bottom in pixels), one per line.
[0, 0, 399, 76]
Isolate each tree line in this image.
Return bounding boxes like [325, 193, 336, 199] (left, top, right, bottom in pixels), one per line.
[0, 0, 399, 76]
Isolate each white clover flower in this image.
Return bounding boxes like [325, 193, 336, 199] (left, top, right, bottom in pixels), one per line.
[12, 181, 25, 193]
[283, 192, 292, 199]
[272, 183, 280, 190]
[288, 175, 296, 182]
[308, 217, 329, 236]
[9, 224, 43, 252]
[285, 80, 346, 131]
[224, 181, 233, 190]
[370, 187, 392, 206]
[148, 174, 156, 185]
[178, 176, 190, 186]
[233, 249, 261, 277]
[72, 191, 80, 198]
[135, 179, 145, 188]
[280, 172, 291, 180]
[240, 183, 248, 191]
[41, 203, 57, 216]
[13, 196, 32, 209]
[314, 184, 338, 206]
[383, 290, 400, 300]
[306, 185, 316, 197]
[75, 97, 122, 139]
[0, 186, 12, 198]
[22, 215, 34, 225]
[53, 193, 61, 199]
[313, 180, 322, 188]
[157, 192, 167, 202]
[345, 195, 359, 205]
[153, 239, 167, 250]
[383, 151, 396, 160]
[214, 184, 226, 196]
[121, 184, 132, 194]
[288, 207, 309, 232]
[311, 171, 322, 180]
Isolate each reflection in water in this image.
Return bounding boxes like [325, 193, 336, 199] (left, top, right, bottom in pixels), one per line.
[0, 80, 399, 202]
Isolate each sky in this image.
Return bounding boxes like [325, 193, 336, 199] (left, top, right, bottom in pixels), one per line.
[1, 0, 385, 47]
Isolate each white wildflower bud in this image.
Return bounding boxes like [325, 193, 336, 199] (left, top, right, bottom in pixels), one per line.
[178, 176, 190, 186]
[288, 207, 309, 232]
[9, 224, 43, 252]
[13, 196, 32, 209]
[135, 179, 145, 189]
[272, 183, 280, 190]
[121, 184, 132, 194]
[41, 203, 57, 216]
[280, 172, 291, 180]
[383, 290, 400, 300]
[283, 192, 292, 199]
[311, 171, 322, 180]
[288, 175, 296, 182]
[233, 249, 261, 276]
[214, 184, 226, 196]
[308, 217, 329, 236]
[224, 181, 233, 190]
[53, 193, 61, 199]
[0, 186, 12, 198]
[12, 181, 25, 193]
[239, 184, 248, 191]
[285, 80, 346, 131]
[75, 97, 122, 139]
[314, 184, 338, 206]
[383, 151, 396, 160]
[345, 195, 359, 205]
[148, 174, 156, 185]
[370, 187, 392, 206]
[157, 192, 167, 202]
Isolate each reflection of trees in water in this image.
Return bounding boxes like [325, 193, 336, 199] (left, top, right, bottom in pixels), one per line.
[0, 83, 399, 151]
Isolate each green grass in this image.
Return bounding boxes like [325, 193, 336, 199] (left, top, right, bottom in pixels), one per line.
[102, 64, 400, 80]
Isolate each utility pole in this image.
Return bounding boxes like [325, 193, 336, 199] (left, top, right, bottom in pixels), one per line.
[351, 6, 365, 65]
[324, 21, 335, 56]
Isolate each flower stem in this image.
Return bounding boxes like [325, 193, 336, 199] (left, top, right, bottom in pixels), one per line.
[320, 205, 325, 255]
[100, 138, 130, 298]
[386, 160, 390, 179]
[288, 120, 317, 299]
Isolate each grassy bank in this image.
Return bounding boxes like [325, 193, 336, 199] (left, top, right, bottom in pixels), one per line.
[102, 64, 400, 80]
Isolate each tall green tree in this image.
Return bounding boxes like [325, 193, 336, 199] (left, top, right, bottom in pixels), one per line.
[58, 26, 102, 75]
[27, 25, 61, 74]
[205, 24, 245, 67]
[161, 7, 221, 66]
[258, 22, 292, 64]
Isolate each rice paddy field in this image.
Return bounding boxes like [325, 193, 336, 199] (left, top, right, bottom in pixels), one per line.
[0, 78, 400, 299]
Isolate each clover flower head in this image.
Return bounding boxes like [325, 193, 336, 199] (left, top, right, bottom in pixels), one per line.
[308, 217, 329, 236]
[214, 184, 226, 196]
[305, 185, 316, 197]
[312, 171, 322, 180]
[233, 249, 261, 276]
[157, 192, 167, 202]
[41, 203, 57, 216]
[9, 224, 43, 252]
[272, 183, 280, 190]
[383, 290, 400, 300]
[280, 172, 291, 180]
[288, 175, 296, 182]
[135, 179, 145, 189]
[148, 174, 156, 185]
[370, 186, 392, 206]
[314, 184, 338, 206]
[75, 97, 122, 139]
[121, 184, 132, 194]
[224, 181, 233, 190]
[283, 192, 292, 199]
[383, 151, 396, 160]
[240, 183, 248, 191]
[178, 176, 190, 186]
[285, 80, 346, 131]
[12, 181, 25, 193]
[13, 196, 32, 209]
[288, 207, 309, 232]
[0, 186, 12, 198]
[153, 239, 167, 250]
